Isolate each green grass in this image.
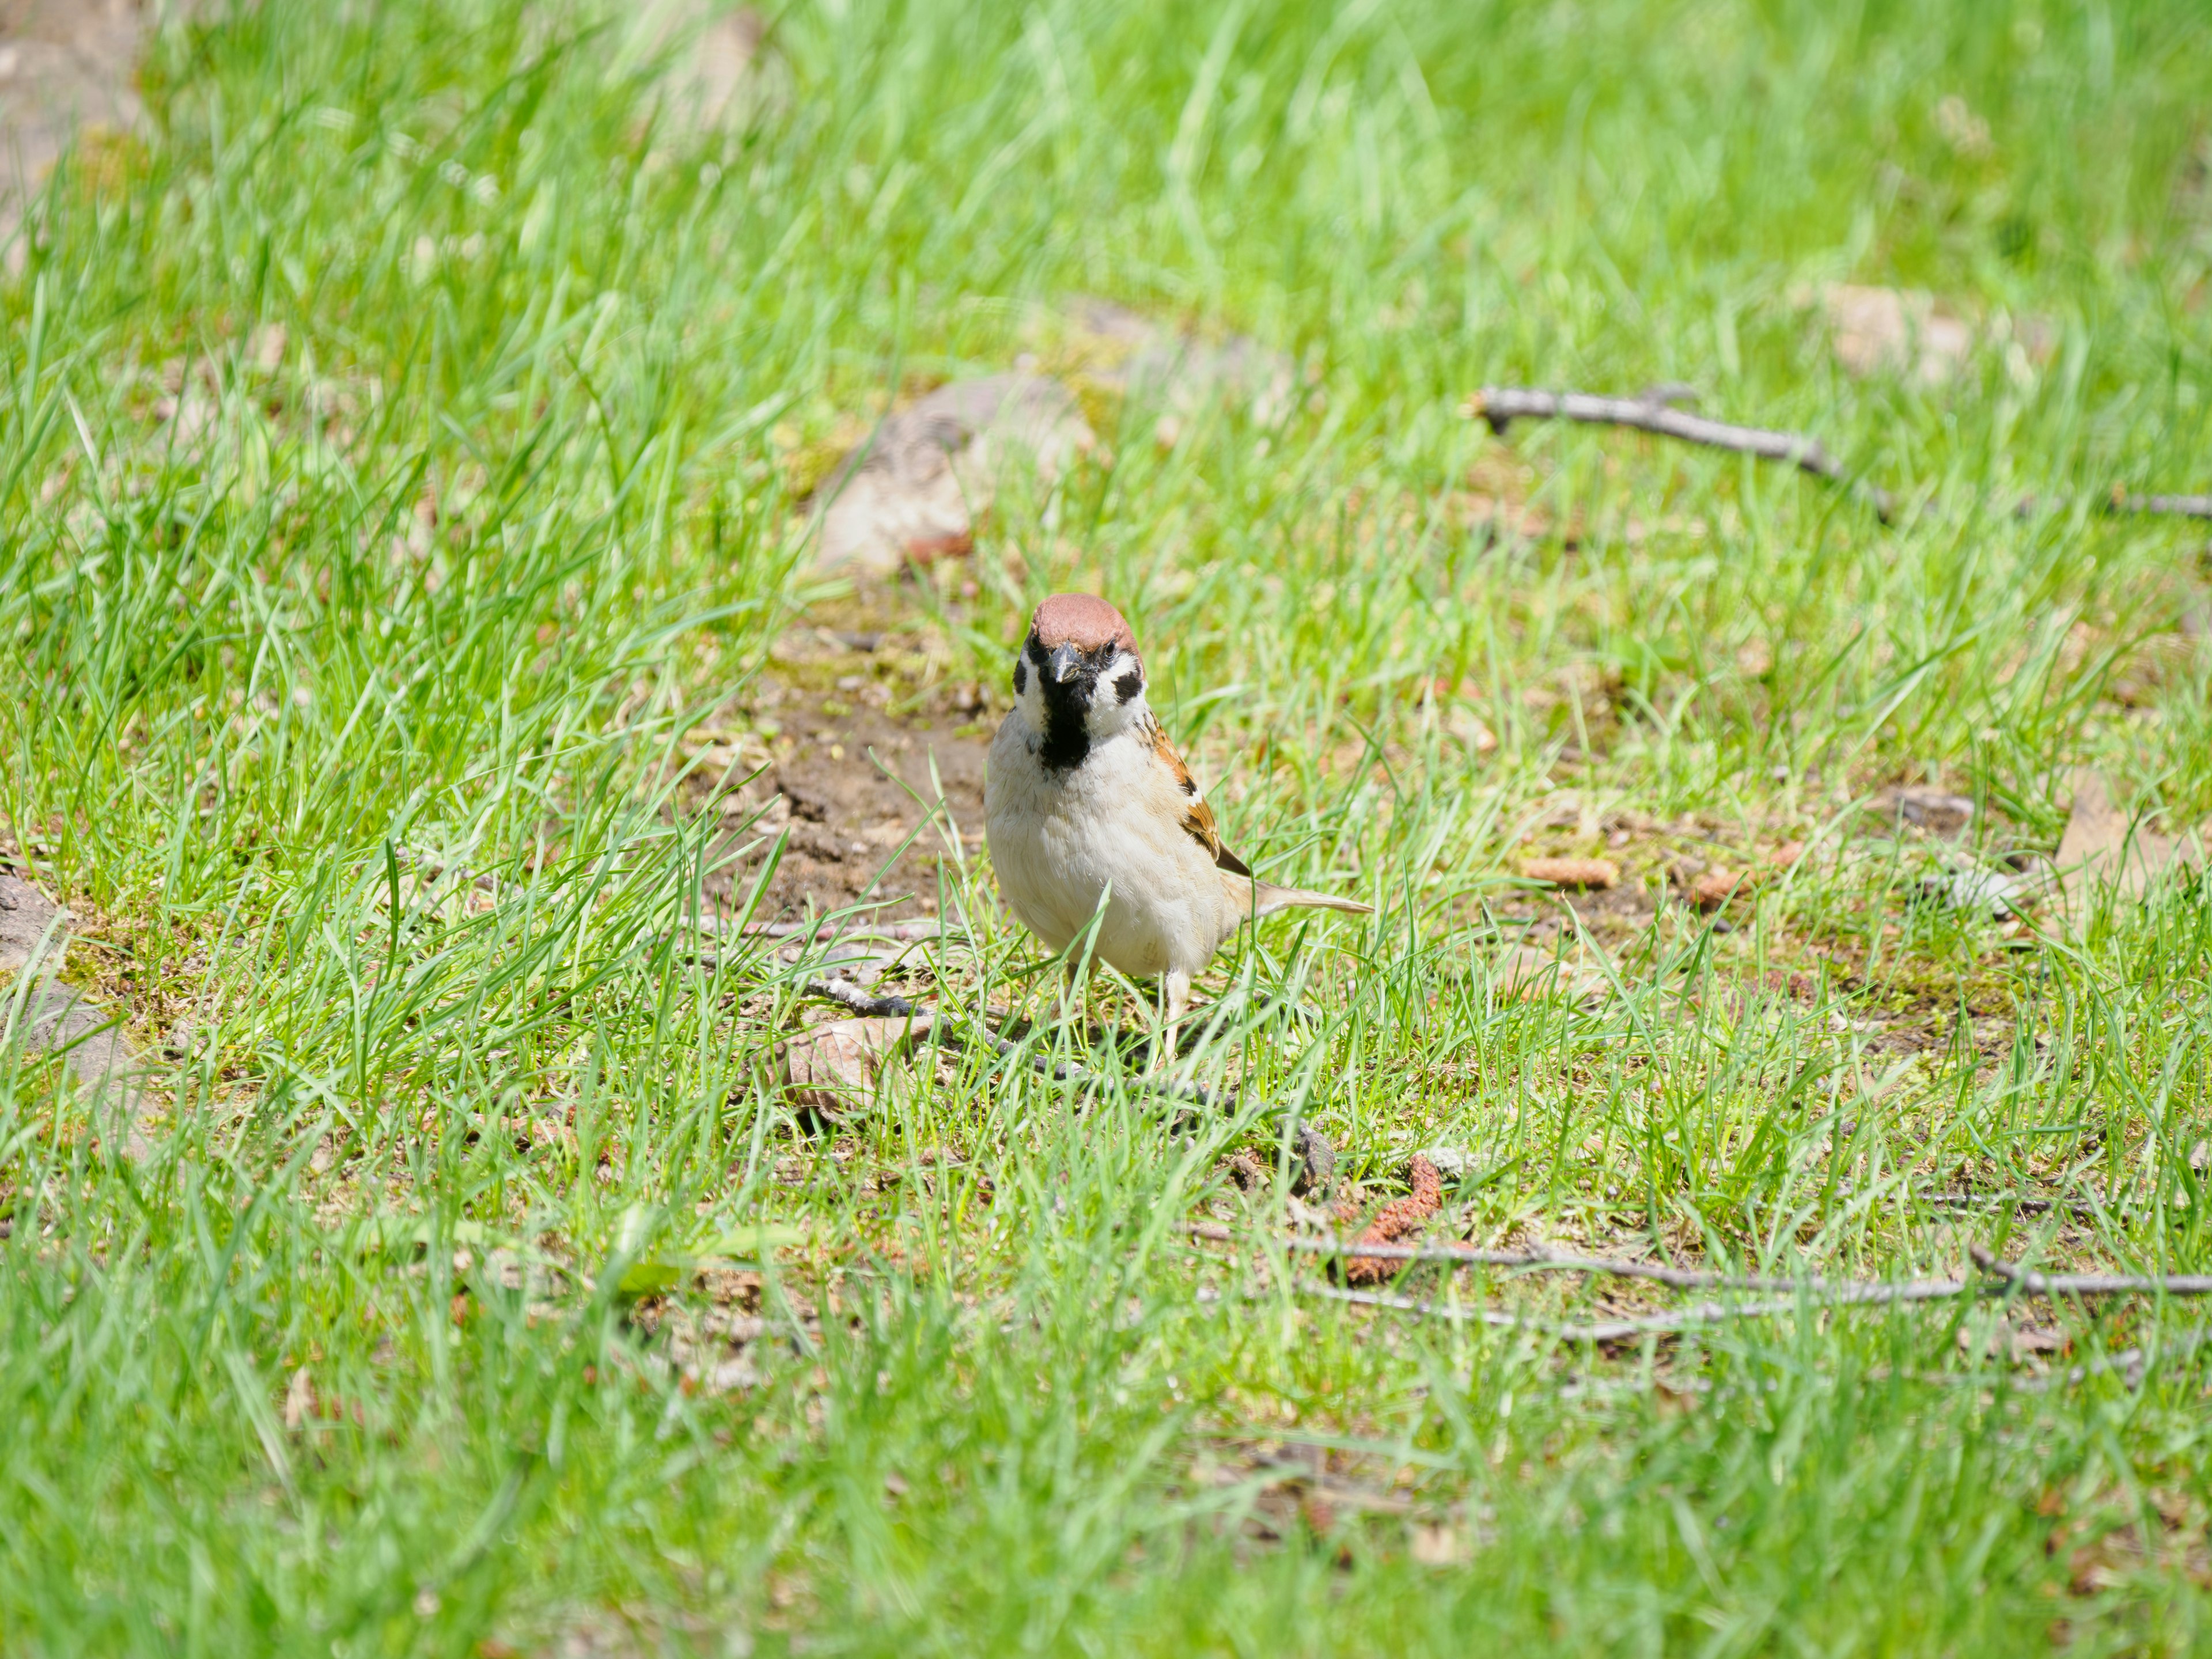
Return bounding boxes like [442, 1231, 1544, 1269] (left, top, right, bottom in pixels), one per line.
[5, 0, 2212, 1651]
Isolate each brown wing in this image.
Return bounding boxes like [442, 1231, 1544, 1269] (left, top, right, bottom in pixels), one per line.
[1146, 715, 1252, 877]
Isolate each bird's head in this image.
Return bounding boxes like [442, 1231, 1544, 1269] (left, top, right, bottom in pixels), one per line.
[1011, 593, 1148, 767]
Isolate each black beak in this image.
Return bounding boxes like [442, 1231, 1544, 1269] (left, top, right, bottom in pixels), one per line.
[1047, 643, 1084, 685]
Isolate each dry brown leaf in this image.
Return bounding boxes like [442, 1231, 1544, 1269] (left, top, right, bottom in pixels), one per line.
[2053, 768, 2210, 922]
[1891, 786, 1978, 836]
[1408, 1523, 1471, 1566]
[1521, 856, 1619, 889]
[1493, 942, 1611, 1003]
[1057, 297, 1297, 426]
[1448, 705, 1498, 755]
[283, 1366, 316, 1432]
[1814, 284, 1974, 385]
[815, 375, 1092, 574]
[778, 1015, 933, 1119]
[249, 323, 287, 375]
[637, 3, 768, 132]
[1959, 1321, 2068, 1363]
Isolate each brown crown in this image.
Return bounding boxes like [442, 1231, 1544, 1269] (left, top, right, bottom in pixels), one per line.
[1028, 593, 1137, 656]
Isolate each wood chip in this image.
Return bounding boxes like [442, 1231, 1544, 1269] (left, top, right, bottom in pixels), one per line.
[1688, 868, 1748, 910]
[1520, 856, 1618, 889]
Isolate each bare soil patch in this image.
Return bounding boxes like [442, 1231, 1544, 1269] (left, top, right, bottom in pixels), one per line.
[695, 597, 999, 927]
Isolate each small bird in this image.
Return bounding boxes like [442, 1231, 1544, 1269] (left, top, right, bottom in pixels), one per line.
[984, 594, 1372, 1056]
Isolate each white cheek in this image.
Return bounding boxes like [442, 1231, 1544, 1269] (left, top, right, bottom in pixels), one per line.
[1085, 656, 1147, 736]
[1014, 672, 1048, 733]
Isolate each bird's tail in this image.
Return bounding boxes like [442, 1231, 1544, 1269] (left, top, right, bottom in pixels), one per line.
[1248, 881, 1374, 919]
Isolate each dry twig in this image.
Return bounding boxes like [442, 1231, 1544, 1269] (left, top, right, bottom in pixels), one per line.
[2101, 490, 2212, 521]
[1466, 387, 1898, 522]
[1306, 1278, 1977, 1343]
[1469, 387, 2212, 529]
[747, 921, 949, 943]
[1183, 1226, 2212, 1340]
[1969, 1243, 2212, 1299]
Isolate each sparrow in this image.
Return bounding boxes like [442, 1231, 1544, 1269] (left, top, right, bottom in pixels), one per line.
[984, 594, 1372, 1056]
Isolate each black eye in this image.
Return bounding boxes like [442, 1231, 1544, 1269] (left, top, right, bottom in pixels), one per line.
[1013, 659, 1027, 695]
[1113, 669, 1142, 703]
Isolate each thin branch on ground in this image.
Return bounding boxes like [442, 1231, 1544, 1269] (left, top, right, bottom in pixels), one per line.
[1303, 1277, 1981, 1343]
[2102, 490, 2212, 521]
[1183, 1223, 1861, 1291]
[1916, 1191, 2107, 1219]
[1969, 1243, 2212, 1298]
[804, 978, 929, 1021]
[1186, 1227, 2212, 1338]
[745, 921, 950, 942]
[1465, 387, 1899, 522]
[2018, 490, 2212, 523]
[1469, 387, 2211, 529]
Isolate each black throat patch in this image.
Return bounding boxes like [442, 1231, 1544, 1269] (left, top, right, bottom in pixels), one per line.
[1029, 632, 1106, 771]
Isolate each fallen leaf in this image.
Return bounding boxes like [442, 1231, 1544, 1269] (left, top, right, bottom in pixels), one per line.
[1408, 1523, 1469, 1566]
[1520, 855, 1618, 889]
[638, 2, 767, 131]
[1891, 787, 1979, 836]
[1448, 705, 1498, 755]
[249, 323, 287, 375]
[1059, 296, 1297, 426]
[283, 1366, 315, 1431]
[2052, 768, 2210, 922]
[778, 1014, 934, 1119]
[1492, 941, 1611, 1003]
[815, 375, 1092, 574]
[1958, 1320, 2069, 1363]
[1812, 284, 1974, 386]
[2066, 1529, 2140, 1596]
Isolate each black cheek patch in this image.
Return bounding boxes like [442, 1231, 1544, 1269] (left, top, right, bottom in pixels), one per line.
[1013, 659, 1027, 695]
[1113, 669, 1142, 703]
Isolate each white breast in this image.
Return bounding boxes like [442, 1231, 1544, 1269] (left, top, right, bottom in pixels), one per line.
[984, 715, 1241, 980]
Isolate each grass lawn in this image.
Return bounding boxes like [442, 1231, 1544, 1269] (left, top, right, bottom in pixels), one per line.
[6, 0, 2212, 1651]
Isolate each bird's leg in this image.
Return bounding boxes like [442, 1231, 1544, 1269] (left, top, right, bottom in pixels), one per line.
[1058, 953, 1088, 1029]
[1158, 969, 1192, 1070]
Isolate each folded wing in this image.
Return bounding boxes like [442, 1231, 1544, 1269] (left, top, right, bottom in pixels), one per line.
[1146, 714, 1372, 916]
